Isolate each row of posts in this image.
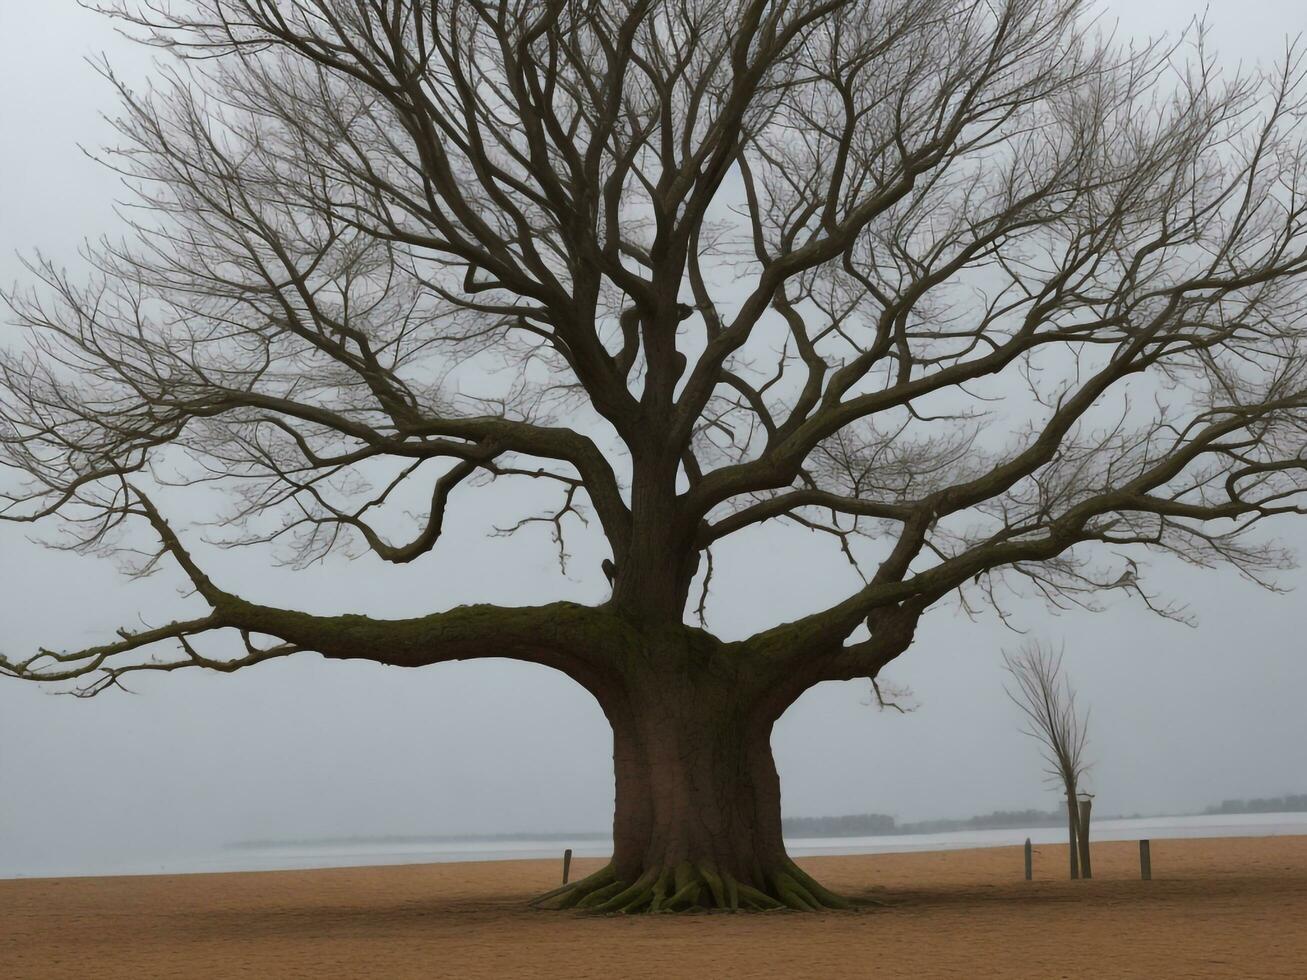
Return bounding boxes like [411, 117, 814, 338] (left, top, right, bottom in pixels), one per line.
[561, 833, 1154, 889]
[1023, 834, 1153, 880]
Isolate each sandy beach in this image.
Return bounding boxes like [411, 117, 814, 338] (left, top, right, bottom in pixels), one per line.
[3, 835, 1304, 978]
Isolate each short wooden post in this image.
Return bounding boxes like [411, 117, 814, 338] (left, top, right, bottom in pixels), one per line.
[1077, 797, 1093, 879]
[1024, 838, 1032, 881]
[1139, 839, 1151, 881]
[562, 848, 573, 885]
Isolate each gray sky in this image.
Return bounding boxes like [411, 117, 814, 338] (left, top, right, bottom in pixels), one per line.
[2, 1, 1306, 877]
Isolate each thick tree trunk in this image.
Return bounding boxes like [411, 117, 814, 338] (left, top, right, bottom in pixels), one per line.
[610, 688, 787, 890]
[533, 644, 849, 913]
[609, 453, 700, 623]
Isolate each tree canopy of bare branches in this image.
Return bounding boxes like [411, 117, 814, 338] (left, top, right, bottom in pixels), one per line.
[4, 0, 1307, 911]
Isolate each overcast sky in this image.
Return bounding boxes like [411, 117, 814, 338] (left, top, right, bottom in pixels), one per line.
[2, 1, 1306, 878]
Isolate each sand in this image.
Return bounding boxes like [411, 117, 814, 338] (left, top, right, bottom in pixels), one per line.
[3, 836, 1305, 978]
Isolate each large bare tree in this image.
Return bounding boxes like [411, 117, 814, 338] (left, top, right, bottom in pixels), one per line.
[4, 0, 1307, 912]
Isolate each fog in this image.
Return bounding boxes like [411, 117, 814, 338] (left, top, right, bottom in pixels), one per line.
[2, 1, 1305, 877]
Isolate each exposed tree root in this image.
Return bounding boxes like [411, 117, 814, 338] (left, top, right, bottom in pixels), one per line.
[530, 865, 617, 910]
[530, 858, 861, 914]
[776, 860, 854, 910]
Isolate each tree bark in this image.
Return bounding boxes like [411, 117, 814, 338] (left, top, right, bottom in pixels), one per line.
[1066, 791, 1081, 880]
[533, 639, 849, 912]
[1077, 797, 1093, 879]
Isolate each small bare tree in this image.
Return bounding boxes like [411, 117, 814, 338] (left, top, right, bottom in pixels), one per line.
[1004, 642, 1091, 879]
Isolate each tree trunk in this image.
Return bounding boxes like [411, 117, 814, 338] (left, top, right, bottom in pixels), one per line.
[1077, 797, 1093, 879]
[532, 645, 848, 913]
[1066, 791, 1081, 880]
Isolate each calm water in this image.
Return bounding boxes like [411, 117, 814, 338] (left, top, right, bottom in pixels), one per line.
[6, 812, 1306, 879]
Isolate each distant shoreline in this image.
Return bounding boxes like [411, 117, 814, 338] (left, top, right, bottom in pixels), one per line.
[227, 831, 613, 849]
[10, 811, 1307, 881]
[227, 794, 1307, 850]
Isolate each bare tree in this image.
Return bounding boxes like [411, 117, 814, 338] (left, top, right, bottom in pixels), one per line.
[4, 0, 1307, 911]
[1004, 642, 1091, 879]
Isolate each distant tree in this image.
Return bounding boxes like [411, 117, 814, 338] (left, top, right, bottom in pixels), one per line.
[1004, 642, 1091, 878]
[782, 813, 897, 837]
[5, 0, 1307, 911]
[1205, 794, 1307, 815]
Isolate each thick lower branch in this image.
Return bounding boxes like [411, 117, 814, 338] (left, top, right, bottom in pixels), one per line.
[223, 597, 622, 680]
[1, 598, 629, 699]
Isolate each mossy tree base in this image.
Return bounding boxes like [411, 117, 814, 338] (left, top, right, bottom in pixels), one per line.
[521, 633, 862, 914]
[530, 859, 853, 913]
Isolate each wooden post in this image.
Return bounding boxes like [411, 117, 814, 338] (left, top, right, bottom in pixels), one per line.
[1024, 838, 1032, 881]
[1139, 839, 1151, 881]
[562, 848, 573, 885]
[1066, 796, 1080, 879]
[1077, 797, 1093, 879]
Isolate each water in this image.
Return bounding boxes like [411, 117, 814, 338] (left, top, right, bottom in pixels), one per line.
[5, 812, 1306, 880]
[785, 811, 1307, 857]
